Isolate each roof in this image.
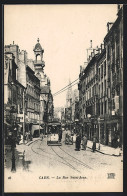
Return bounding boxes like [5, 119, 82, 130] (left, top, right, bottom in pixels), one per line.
[33, 38, 44, 52]
[33, 42, 43, 51]
[41, 86, 50, 94]
[31, 124, 43, 135]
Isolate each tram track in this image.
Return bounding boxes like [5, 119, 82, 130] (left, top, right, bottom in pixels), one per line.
[50, 146, 80, 173]
[30, 139, 93, 172]
[30, 140, 81, 172]
[38, 139, 93, 170]
[58, 146, 93, 170]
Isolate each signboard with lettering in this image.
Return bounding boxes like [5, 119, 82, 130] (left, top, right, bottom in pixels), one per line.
[17, 113, 24, 122]
[115, 96, 119, 110]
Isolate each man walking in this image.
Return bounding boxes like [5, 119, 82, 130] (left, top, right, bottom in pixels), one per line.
[82, 134, 87, 150]
[92, 136, 97, 152]
[76, 133, 81, 151]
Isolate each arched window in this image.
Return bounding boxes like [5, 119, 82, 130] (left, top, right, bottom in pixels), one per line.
[36, 54, 41, 61]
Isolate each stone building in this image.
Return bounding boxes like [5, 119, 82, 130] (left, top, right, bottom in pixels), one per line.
[26, 64, 40, 127]
[4, 39, 54, 137]
[78, 5, 123, 147]
[33, 39, 54, 125]
[78, 47, 100, 139]
[103, 5, 123, 147]
[4, 50, 25, 144]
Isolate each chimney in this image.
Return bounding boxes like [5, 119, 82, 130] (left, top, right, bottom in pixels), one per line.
[89, 55, 92, 61]
[91, 51, 94, 58]
[13, 41, 14, 45]
[84, 62, 88, 68]
[101, 44, 104, 51]
[90, 40, 92, 48]
[80, 66, 82, 73]
[94, 49, 98, 55]
[117, 4, 121, 12]
[107, 22, 113, 32]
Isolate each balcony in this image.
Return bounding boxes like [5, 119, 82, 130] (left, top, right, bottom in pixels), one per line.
[116, 70, 122, 84]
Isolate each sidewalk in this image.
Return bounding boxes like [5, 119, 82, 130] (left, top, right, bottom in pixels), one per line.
[86, 140, 123, 156]
[19, 137, 42, 146]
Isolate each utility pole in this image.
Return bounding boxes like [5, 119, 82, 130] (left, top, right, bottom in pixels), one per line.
[98, 117, 100, 150]
[11, 82, 16, 172]
[39, 100, 40, 136]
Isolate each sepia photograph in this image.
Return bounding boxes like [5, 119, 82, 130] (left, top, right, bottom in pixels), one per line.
[4, 4, 123, 192]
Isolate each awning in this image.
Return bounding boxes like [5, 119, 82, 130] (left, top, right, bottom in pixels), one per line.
[4, 121, 11, 127]
[31, 125, 43, 135]
[17, 124, 22, 127]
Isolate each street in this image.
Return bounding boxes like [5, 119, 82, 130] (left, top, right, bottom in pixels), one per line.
[4, 131, 123, 192]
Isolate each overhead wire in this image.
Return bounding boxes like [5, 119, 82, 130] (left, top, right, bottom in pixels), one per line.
[53, 78, 79, 96]
[53, 82, 79, 97]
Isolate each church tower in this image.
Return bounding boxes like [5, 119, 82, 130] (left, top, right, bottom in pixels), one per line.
[33, 38, 53, 125]
[33, 38, 50, 87]
[66, 79, 72, 108]
[33, 38, 45, 72]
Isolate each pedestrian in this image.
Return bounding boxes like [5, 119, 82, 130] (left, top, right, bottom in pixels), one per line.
[76, 133, 81, 151]
[59, 129, 62, 142]
[82, 134, 87, 150]
[92, 136, 97, 152]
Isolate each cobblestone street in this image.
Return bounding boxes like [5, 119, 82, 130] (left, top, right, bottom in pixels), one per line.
[4, 131, 123, 192]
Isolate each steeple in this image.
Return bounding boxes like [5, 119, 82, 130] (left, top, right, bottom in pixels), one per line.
[66, 79, 72, 108]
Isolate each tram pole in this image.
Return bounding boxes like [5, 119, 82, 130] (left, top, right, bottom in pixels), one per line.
[39, 100, 40, 136]
[23, 90, 25, 144]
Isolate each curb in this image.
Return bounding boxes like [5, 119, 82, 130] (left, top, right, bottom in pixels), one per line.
[87, 146, 121, 157]
[26, 138, 42, 146]
[18, 138, 42, 146]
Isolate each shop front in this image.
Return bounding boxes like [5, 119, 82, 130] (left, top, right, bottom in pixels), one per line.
[106, 118, 121, 147]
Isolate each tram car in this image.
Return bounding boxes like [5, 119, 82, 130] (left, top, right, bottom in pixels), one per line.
[47, 121, 62, 146]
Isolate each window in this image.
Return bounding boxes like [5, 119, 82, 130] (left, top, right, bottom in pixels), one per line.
[102, 82, 103, 97]
[104, 80, 106, 92]
[104, 61, 106, 76]
[101, 64, 103, 78]
[105, 100, 107, 114]
[99, 85, 100, 98]
[101, 102, 103, 115]
[116, 45, 120, 60]
[98, 104, 100, 115]
[107, 45, 110, 59]
[98, 68, 100, 81]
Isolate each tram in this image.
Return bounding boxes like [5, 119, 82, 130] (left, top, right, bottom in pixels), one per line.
[47, 121, 62, 146]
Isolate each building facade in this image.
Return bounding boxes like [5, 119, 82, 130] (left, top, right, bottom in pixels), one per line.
[78, 48, 100, 139]
[26, 65, 40, 127]
[4, 50, 26, 144]
[4, 39, 54, 137]
[33, 39, 54, 125]
[103, 6, 123, 147]
[78, 5, 123, 147]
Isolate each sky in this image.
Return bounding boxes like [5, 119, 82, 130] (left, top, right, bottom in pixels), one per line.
[4, 4, 118, 108]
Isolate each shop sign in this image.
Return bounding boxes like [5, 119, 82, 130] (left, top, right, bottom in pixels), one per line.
[109, 130, 111, 142]
[115, 96, 119, 110]
[17, 113, 24, 122]
[112, 110, 115, 116]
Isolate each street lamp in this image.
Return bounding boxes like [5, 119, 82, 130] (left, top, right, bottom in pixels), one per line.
[11, 81, 16, 172]
[98, 117, 101, 150]
[23, 89, 25, 143]
[87, 114, 91, 140]
[11, 122, 16, 172]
